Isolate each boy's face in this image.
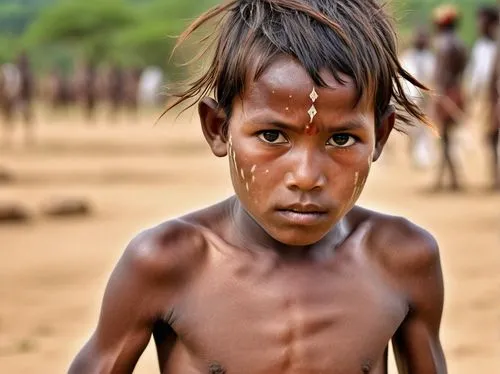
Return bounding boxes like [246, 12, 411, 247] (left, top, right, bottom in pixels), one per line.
[200, 56, 394, 246]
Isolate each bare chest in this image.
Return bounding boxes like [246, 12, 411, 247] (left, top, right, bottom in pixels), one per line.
[165, 250, 407, 374]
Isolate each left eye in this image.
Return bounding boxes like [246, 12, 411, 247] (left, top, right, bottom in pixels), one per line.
[327, 134, 356, 148]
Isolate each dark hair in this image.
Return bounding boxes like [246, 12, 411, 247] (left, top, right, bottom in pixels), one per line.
[478, 5, 499, 24]
[165, 0, 430, 133]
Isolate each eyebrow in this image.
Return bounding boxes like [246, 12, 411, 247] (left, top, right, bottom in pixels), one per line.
[250, 117, 368, 133]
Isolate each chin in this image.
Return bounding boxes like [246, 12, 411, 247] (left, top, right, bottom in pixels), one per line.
[268, 228, 329, 247]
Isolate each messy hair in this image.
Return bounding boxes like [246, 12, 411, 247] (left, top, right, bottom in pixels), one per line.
[166, 0, 430, 133]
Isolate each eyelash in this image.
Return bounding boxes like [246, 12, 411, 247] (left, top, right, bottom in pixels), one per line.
[256, 130, 358, 148]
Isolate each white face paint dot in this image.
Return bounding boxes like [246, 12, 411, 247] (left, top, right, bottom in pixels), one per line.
[251, 165, 256, 173]
[265, 169, 269, 174]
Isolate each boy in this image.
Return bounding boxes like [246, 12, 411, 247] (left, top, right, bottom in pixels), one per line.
[69, 1, 446, 373]
[431, 5, 468, 191]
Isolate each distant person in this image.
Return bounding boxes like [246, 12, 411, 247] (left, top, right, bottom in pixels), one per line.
[138, 66, 165, 107]
[466, 6, 499, 100]
[400, 28, 437, 169]
[124, 67, 142, 119]
[489, 33, 500, 190]
[108, 65, 124, 121]
[432, 5, 468, 191]
[69, 1, 446, 373]
[76, 61, 97, 121]
[0, 63, 21, 123]
[49, 67, 72, 111]
[16, 52, 35, 144]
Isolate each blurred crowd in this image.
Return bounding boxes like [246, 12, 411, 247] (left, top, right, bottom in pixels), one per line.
[400, 4, 499, 191]
[0, 54, 166, 136]
[0, 2, 499, 192]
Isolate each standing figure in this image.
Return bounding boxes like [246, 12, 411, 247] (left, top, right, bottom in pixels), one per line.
[138, 66, 165, 107]
[467, 6, 499, 100]
[108, 65, 124, 122]
[400, 28, 436, 169]
[432, 5, 468, 191]
[49, 67, 72, 112]
[16, 52, 35, 144]
[489, 13, 500, 191]
[0, 63, 21, 123]
[123, 67, 142, 120]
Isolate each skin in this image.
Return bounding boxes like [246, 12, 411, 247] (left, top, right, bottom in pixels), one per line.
[68, 56, 447, 374]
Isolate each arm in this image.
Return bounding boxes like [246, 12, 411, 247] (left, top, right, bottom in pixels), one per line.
[391, 233, 447, 374]
[68, 226, 185, 374]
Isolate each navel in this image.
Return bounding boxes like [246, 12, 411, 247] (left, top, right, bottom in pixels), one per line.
[361, 359, 373, 373]
[208, 362, 226, 374]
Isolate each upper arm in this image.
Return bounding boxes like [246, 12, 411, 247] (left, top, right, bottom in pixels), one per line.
[390, 225, 447, 374]
[68, 221, 203, 373]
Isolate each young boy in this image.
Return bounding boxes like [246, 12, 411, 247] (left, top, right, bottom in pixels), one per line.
[69, 1, 446, 373]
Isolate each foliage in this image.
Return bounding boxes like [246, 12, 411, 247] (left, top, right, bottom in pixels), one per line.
[0, 0, 497, 78]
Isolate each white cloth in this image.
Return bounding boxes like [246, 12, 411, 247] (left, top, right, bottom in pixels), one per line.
[400, 48, 436, 102]
[0, 63, 21, 100]
[466, 37, 497, 96]
[138, 66, 165, 106]
[400, 48, 437, 169]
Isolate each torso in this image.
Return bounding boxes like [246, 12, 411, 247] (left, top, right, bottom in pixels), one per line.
[153, 214, 409, 374]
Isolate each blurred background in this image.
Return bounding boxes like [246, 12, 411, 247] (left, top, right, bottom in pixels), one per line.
[0, 0, 499, 373]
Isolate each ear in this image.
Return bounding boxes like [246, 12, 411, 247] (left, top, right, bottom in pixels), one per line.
[199, 97, 228, 157]
[373, 105, 395, 162]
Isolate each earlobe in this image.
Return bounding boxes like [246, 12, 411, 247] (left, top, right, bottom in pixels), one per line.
[373, 107, 395, 162]
[199, 98, 228, 157]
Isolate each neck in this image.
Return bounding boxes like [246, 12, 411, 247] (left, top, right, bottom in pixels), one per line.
[226, 196, 350, 260]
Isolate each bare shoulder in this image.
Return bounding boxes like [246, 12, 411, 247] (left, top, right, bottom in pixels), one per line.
[121, 218, 208, 284]
[353, 207, 441, 288]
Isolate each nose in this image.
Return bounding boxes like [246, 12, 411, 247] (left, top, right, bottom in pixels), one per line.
[284, 147, 327, 192]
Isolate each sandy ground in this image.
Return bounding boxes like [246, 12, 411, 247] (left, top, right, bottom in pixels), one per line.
[0, 108, 498, 373]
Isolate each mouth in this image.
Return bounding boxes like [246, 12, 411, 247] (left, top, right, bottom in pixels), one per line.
[275, 204, 329, 226]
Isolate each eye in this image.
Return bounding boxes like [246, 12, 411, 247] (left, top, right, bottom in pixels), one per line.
[327, 134, 356, 148]
[258, 130, 288, 144]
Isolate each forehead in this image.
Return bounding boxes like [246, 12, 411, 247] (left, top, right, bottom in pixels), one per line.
[241, 56, 372, 115]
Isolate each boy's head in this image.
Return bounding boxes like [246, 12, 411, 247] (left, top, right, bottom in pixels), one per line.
[477, 5, 499, 38]
[169, 0, 428, 246]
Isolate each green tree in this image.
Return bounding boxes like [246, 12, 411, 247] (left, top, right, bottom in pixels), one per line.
[23, 0, 136, 62]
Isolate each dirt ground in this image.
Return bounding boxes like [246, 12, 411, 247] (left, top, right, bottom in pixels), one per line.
[0, 108, 498, 373]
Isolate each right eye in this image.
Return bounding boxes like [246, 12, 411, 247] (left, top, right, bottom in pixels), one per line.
[257, 130, 288, 144]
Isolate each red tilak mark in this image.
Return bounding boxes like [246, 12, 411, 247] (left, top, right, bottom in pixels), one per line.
[305, 124, 318, 136]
